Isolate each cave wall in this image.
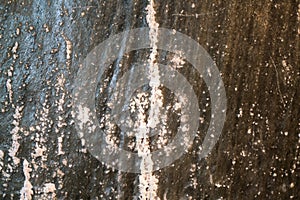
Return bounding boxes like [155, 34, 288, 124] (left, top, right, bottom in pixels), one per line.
[0, 0, 299, 199]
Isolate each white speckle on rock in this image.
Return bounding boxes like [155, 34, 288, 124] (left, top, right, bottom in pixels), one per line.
[43, 23, 50, 32]
[8, 70, 13, 77]
[237, 108, 243, 118]
[247, 128, 251, 134]
[16, 28, 20, 35]
[12, 41, 18, 53]
[241, 150, 246, 157]
[232, 160, 236, 165]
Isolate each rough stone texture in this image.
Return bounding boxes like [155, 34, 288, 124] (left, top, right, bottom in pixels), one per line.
[0, 0, 299, 199]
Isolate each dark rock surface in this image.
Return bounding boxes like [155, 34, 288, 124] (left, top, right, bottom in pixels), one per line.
[0, 0, 299, 199]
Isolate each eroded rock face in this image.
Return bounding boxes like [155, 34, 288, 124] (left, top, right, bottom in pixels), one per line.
[0, 0, 299, 199]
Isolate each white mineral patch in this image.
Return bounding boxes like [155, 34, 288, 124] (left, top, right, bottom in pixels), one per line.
[57, 136, 65, 155]
[8, 70, 13, 77]
[171, 51, 185, 69]
[298, 4, 300, 34]
[61, 33, 73, 61]
[54, 74, 67, 157]
[237, 108, 243, 118]
[77, 105, 91, 127]
[30, 98, 51, 175]
[0, 150, 4, 171]
[43, 23, 50, 32]
[16, 28, 20, 35]
[77, 103, 93, 150]
[147, 88, 163, 129]
[56, 74, 66, 112]
[57, 168, 65, 177]
[31, 145, 46, 159]
[20, 159, 33, 200]
[0, 150, 4, 160]
[12, 41, 18, 53]
[8, 105, 24, 165]
[43, 183, 56, 196]
[6, 78, 13, 104]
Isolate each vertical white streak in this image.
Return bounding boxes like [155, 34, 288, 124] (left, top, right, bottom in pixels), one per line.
[55, 74, 67, 155]
[297, 4, 300, 35]
[146, 0, 163, 130]
[8, 105, 24, 165]
[0, 150, 4, 172]
[61, 32, 73, 66]
[20, 159, 33, 200]
[135, 0, 161, 199]
[6, 79, 13, 104]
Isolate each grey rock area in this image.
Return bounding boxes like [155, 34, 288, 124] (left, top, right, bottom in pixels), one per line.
[0, 0, 299, 199]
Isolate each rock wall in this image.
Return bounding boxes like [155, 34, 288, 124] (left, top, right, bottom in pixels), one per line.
[0, 0, 299, 199]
